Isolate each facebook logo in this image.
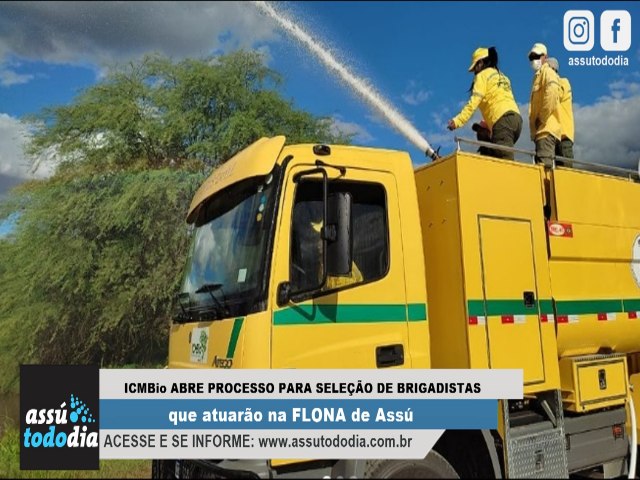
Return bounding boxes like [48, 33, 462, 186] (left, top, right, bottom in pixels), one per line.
[611, 18, 621, 43]
[600, 10, 631, 51]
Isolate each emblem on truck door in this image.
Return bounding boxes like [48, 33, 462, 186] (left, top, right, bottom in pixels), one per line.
[632, 235, 640, 288]
[189, 327, 209, 364]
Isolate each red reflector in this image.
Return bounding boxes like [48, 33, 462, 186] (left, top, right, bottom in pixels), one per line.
[629, 312, 638, 319]
[557, 315, 569, 323]
[612, 424, 624, 439]
[469, 316, 478, 325]
[541, 314, 548, 323]
[501, 315, 514, 324]
[597, 313, 607, 321]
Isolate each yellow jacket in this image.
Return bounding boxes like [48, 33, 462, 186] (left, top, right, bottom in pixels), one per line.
[452, 67, 520, 130]
[558, 77, 574, 141]
[529, 63, 562, 140]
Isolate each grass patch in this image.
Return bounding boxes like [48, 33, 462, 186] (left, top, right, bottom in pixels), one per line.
[0, 425, 150, 479]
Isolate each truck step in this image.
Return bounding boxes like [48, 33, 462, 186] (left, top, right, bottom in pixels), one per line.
[504, 390, 569, 478]
[506, 427, 568, 478]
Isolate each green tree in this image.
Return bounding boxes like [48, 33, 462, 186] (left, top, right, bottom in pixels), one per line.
[26, 50, 349, 174]
[0, 171, 203, 392]
[0, 50, 350, 392]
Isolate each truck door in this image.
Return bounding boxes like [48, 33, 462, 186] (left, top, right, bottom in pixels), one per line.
[479, 216, 545, 385]
[271, 165, 410, 369]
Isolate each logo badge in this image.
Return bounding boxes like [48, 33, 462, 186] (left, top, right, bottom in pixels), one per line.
[20, 365, 99, 470]
[600, 10, 632, 51]
[190, 327, 209, 364]
[548, 222, 574, 238]
[564, 10, 595, 51]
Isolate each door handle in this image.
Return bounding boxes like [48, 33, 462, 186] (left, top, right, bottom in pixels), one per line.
[523, 291, 536, 308]
[376, 344, 404, 368]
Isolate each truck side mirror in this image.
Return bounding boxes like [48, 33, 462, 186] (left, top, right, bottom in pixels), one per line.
[277, 281, 291, 306]
[325, 192, 353, 277]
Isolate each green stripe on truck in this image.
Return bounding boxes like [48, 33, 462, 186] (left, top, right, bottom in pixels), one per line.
[273, 303, 427, 325]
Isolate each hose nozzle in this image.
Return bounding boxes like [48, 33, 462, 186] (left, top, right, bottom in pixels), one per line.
[426, 146, 441, 161]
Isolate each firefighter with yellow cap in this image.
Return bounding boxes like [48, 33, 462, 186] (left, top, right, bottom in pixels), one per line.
[448, 46, 522, 160]
[528, 43, 562, 166]
[546, 57, 574, 167]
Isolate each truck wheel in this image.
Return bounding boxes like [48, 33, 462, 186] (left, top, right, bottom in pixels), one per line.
[364, 451, 459, 478]
[151, 459, 173, 479]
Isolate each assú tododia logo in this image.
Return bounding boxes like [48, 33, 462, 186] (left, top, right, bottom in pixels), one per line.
[23, 393, 98, 449]
[20, 365, 99, 470]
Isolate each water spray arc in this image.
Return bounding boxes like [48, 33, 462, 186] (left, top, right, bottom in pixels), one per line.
[253, 1, 439, 160]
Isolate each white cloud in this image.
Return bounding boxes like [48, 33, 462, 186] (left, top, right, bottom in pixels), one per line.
[572, 95, 640, 170]
[0, 113, 32, 179]
[0, 2, 279, 68]
[607, 79, 640, 100]
[429, 106, 453, 130]
[328, 116, 374, 144]
[402, 80, 431, 106]
[515, 103, 533, 149]
[0, 67, 33, 86]
[365, 112, 387, 127]
[0, 113, 57, 182]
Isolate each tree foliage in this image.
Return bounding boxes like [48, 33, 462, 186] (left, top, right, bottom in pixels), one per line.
[26, 50, 349, 174]
[0, 50, 350, 392]
[0, 171, 203, 391]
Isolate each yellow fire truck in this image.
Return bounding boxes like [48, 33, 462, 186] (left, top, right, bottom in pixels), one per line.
[154, 135, 640, 478]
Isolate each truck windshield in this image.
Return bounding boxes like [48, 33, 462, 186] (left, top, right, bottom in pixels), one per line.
[177, 170, 278, 321]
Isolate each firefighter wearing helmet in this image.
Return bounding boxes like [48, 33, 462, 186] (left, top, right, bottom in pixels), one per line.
[528, 42, 563, 166]
[448, 47, 522, 160]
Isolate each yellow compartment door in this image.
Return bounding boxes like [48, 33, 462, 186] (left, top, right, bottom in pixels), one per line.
[479, 217, 545, 385]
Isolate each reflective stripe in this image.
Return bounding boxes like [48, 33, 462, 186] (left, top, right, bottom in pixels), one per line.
[558, 314, 579, 324]
[500, 314, 526, 324]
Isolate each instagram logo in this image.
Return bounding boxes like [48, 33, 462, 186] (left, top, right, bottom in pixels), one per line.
[564, 10, 595, 51]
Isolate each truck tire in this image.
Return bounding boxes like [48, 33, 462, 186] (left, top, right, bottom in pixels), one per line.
[364, 451, 459, 478]
[151, 459, 173, 478]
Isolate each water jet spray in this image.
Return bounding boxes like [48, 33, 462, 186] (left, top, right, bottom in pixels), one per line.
[253, 1, 439, 160]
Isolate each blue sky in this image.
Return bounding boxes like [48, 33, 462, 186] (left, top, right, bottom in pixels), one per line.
[0, 1, 639, 196]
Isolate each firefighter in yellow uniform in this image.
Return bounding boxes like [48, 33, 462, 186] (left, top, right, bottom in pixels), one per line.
[448, 47, 522, 160]
[528, 43, 562, 166]
[547, 57, 574, 167]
